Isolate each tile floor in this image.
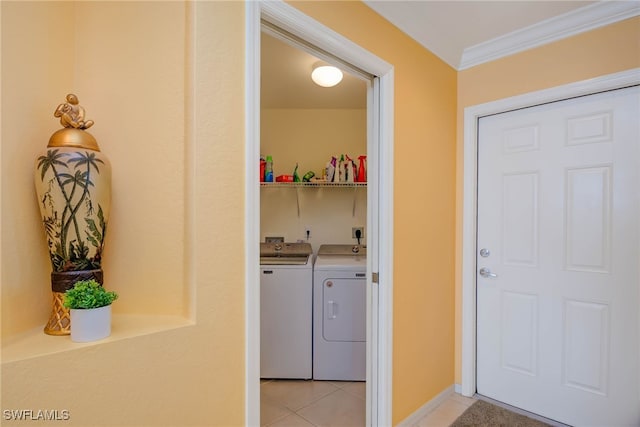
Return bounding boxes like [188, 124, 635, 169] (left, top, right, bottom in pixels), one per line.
[261, 380, 365, 426]
[260, 379, 476, 427]
[413, 392, 477, 427]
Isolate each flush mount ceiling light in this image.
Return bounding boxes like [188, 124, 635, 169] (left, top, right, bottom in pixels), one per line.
[311, 63, 343, 88]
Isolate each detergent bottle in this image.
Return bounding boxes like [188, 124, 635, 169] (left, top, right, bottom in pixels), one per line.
[345, 157, 355, 183]
[293, 163, 301, 182]
[357, 155, 367, 182]
[327, 156, 336, 182]
[265, 155, 274, 182]
[260, 157, 266, 182]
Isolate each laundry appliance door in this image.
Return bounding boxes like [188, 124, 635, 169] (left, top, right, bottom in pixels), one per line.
[322, 277, 366, 342]
[260, 264, 312, 379]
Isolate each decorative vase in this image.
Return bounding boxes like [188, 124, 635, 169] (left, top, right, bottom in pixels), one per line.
[34, 94, 111, 335]
[70, 305, 112, 342]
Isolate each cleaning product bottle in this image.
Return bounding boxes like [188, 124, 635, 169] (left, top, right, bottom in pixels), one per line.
[337, 154, 344, 182]
[293, 163, 300, 182]
[345, 157, 354, 183]
[260, 157, 266, 182]
[327, 156, 336, 182]
[346, 155, 356, 183]
[265, 155, 274, 182]
[357, 155, 367, 182]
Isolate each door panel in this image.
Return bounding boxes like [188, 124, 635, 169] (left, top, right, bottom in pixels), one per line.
[477, 86, 639, 426]
[323, 277, 366, 342]
[260, 267, 313, 378]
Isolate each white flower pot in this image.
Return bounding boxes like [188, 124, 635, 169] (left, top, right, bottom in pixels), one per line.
[70, 305, 112, 342]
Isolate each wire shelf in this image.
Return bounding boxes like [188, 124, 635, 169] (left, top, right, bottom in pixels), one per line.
[260, 182, 367, 188]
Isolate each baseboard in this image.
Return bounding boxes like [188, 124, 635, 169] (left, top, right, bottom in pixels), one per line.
[397, 385, 455, 427]
[454, 383, 462, 394]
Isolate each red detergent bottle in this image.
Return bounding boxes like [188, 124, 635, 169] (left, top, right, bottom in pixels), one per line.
[357, 155, 367, 182]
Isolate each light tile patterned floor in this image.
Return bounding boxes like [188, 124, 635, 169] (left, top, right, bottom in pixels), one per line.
[413, 393, 477, 427]
[260, 380, 476, 427]
[261, 380, 365, 426]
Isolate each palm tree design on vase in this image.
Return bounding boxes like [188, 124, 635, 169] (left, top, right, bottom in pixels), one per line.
[37, 149, 107, 272]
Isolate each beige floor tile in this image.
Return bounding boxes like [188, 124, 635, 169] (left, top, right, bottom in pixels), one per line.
[261, 396, 294, 426]
[341, 382, 366, 400]
[449, 392, 476, 408]
[414, 399, 469, 427]
[261, 380, 339, 411]
[267, 413, 316, 427]
[297, 389, 365, 427]
[327, 380, 357, 389]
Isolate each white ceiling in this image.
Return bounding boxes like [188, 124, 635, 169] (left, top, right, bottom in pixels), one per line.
[363, 0, 597, 69]
[261, 1, 637, 109]
[261, 33, 368, 109]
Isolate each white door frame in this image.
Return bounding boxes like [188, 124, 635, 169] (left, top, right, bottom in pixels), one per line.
[245, 1, 395, 425]
[461, 68, 640, 397]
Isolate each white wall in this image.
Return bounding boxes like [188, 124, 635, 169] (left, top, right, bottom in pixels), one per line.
[260, 186, 367, 248]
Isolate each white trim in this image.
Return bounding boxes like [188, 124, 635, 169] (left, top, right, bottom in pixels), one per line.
[459, 1, 640, 70]
[245, 1, 395, 425]
[461, 68, 640, 397]
[396, 385, 454, 427]
[260, 2, 392, 77]
[373, 68, 395, 426]
[245, 2, 262, 426]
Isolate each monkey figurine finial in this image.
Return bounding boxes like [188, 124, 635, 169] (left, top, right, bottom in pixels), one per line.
[54, 94, 94, 130]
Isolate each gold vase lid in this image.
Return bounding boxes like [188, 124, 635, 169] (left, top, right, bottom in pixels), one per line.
[48, 128, 100, 151]
[48, 94, 100, 151]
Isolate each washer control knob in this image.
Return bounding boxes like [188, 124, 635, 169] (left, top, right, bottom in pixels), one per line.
[352, 245, 360, 253]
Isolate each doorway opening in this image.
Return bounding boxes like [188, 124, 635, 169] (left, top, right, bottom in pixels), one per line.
[259, 28, 370, 426]
[245, 2, 395, 426]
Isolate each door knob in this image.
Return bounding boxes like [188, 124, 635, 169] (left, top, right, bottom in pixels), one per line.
[479, 267, 497, 278]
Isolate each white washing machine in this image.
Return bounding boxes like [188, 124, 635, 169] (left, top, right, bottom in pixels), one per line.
[313, 244, 367, 381]
[260, 242, 313, 379]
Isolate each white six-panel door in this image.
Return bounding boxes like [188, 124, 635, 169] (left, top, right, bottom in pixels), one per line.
[477, 86, 639, 426]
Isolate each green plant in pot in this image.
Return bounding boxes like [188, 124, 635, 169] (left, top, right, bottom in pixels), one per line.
[63, 279, 118, 342]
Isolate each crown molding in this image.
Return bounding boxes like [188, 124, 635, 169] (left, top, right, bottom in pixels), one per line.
[459, 1, 640, 70]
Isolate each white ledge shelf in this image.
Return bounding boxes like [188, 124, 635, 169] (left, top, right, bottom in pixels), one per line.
[1, 314, 194, 364]
[260, 182, 366, 188]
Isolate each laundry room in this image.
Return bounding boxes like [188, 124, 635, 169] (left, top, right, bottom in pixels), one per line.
[259, 110, 367, 247]
[260, 33, 368, 248]
[259, 30, 369, 425]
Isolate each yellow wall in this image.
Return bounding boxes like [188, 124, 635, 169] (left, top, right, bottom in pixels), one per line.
[72, 1, 188, 317]
[261, 108, 366, 176]
[1, 0, 187, 336]
[454, 17, 640, 384]
[2, 2, 246, 425]
[2, 0, 458, 425]
[1, 1, 75, 338]
[288, 2, 458, 423]
[8, 1, 632, 426]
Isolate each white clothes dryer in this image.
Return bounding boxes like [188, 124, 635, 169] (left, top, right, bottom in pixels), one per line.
[313, 244, 367, 381]
[260, 242, 313, 379]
